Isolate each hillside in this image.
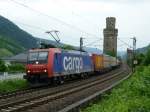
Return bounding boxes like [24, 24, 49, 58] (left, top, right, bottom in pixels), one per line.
[0, 16, 38, 57]
[0, 15, 103, 58]
[137, 44, 150, 54]
[0, 35, 25, 57]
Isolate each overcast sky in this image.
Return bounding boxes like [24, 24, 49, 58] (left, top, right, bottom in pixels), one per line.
[0, 0, 150, 51]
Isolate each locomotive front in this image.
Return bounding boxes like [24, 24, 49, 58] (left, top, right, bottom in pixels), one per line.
[24, 49, 51, 85]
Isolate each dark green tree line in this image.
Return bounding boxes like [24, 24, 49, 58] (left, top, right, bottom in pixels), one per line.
[0, 59, 7, 72]
[136, 49, 150, 66]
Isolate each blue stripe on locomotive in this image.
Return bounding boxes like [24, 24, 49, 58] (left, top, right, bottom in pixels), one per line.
[53, 52, 93, 75]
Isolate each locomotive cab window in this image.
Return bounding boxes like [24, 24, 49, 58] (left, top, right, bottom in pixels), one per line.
[38, 52, 48, 60]
[28, 51, 48, 64]
[29, 52, 38, 61]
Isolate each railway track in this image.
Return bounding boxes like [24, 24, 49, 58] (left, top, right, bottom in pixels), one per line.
[0, 65, 129, 112]
[59, 70, 131, 112]
[0, 87, 48, 100]
[0, 70, 112, 100]
[30, 69, 129, 112]
[0, 67, 121, 102]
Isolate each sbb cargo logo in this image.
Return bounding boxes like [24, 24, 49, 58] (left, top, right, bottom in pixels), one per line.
[63, 56, 83, 72]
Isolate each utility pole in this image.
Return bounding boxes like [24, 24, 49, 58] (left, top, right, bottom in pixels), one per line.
[131, 37, 137, 72]
[80, 37, 84, 51]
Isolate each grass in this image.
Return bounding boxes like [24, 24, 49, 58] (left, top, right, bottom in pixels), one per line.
[82, 66, 150, 112]
[0, 79, 29, 93]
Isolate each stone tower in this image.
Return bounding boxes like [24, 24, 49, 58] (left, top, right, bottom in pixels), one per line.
[103, 17, 118, 57]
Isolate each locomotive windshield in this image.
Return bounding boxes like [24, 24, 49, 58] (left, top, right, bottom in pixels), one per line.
[27, 51, 48, 64]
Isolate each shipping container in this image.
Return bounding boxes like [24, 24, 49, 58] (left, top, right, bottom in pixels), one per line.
[109, 57, 116, 67]
[103, 55, 111, 68]
[92, 54, 104, 71]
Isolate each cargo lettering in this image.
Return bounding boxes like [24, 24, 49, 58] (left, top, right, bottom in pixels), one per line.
[63, 56, 83, 72]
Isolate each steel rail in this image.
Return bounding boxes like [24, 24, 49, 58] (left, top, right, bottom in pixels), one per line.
[0, 67, 121, 106]
[59, 71, 131, 112]
[0, 69, 124, 112]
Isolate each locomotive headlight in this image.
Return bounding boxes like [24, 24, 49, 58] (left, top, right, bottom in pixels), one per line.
[27, 70, 30, 73]
[44, 69, 47, 72]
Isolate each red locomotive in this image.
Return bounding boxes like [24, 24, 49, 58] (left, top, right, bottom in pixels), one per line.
[24, 48, 120, 86]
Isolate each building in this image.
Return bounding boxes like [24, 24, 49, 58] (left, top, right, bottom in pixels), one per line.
[103, 17, 118, 57]
[127, 48, 133, 67]
[2, 52, 27, 65]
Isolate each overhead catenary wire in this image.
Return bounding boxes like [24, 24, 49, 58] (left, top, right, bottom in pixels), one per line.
[8, 0, 135, 50]
[9, 0, 100, 39]
[12, 20, 135, 50]
[51, 1, 101, 30]
[83, 38, 103, 47]
[10, 19, 80, 43]
[15, 20, 88, 45]
[118, 38, 133, 48]
[12, 20, 48, 31]
[83, 37, 133, 50]
[71, 12, 101, 30]
[86, 44, 103, 47]
[118, 44, 126, 47]
[24, 22, 133, 49]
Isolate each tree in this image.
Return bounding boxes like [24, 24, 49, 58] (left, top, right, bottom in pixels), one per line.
[136, 53, 145, 65]
[143, 49, 150, 65]
[8, 63, 25, 72]
[0, 59, 7, 72]
[61, 45, 75, 50]
[105, 51, 116, 57]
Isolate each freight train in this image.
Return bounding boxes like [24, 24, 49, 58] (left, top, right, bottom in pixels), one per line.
[24, 48, 120, 86]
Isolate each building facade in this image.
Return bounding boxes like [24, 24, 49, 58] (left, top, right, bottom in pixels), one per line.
[103, 17, 118, 57]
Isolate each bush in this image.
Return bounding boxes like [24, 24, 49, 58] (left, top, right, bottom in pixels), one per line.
[7, 63, 25, 72]
[82, 66, 150, 112]
[143, 49, 150, 65]
[135, 49, 150, 66]
[0, 59, 7, 72]
[61, 45, 76, 50]
[135, 53, 145, 65]
[0, 60, 25, 72]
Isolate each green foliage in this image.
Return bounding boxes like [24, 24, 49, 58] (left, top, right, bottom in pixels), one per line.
[135, 53, 145, 65]
[135, 49, 150, 66]
[82, 66, 150, 112]
[7, 63, 25, 72]
[0, 59, 7, 72]
[0, 79, 28, 93]
[61, 45, 76, 50]
[0, 60, 25, 72]
[143, 49, 150, 65]
[0, 35, 25, 56]
[0, 15, 40, 57]
[0, 16, 37, 49]
[0, 48, 13, 57]
[137, 44, 150, 54]
[105, 50, 116, 57]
